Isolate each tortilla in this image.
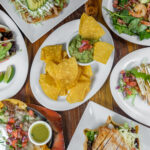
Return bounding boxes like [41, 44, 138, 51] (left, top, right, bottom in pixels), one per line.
[79, 13, 105, 39]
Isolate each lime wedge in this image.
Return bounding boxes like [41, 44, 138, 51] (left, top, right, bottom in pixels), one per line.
[3, 65, 15, 83]
[0, 72, 4, 82]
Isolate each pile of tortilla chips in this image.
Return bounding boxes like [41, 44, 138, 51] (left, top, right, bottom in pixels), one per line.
[39, 45, 93, 103]
[79, 13, 114, 64]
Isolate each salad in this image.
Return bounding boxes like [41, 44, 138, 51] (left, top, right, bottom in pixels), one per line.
[118, 63, 150, 104]
[105, 0, 150, 40]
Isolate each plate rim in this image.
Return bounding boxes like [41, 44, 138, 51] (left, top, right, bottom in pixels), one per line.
[0, 10, 29, 100]
[30, 19, 115, 111]
[110, 47, 150, 126]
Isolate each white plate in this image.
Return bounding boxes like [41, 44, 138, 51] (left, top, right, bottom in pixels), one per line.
[110, 48, 150, 126]
[30, 20, 115, 111]
[0, 10, 28, 100]
[1, 0, 87, 43]
[67, 101, 150, 150]
[102, 0, 150, 46]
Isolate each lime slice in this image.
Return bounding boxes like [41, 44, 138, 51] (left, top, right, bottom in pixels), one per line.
[3, 65, 15, 83]
[0, 72, 4, 82]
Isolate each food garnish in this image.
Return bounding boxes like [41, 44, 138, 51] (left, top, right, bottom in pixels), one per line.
[84, 116, 140, 150]
[10, 0, 69, 23]
[39, 45, 92, 103]
[0, 65, 15, 84]
[104, 0, 150, 40]
[118, 63, 150, 104]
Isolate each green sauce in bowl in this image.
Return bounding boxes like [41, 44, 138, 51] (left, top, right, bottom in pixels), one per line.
[31, 123, 49, 143]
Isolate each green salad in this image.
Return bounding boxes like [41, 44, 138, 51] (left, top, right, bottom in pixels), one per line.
[105, 0, 150, 40]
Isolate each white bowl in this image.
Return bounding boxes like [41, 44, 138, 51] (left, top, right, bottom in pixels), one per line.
[66, 31, 95, 66]
[28, 121, 52, 146]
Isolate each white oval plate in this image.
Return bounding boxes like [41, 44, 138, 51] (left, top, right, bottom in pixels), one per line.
[0, 10, 28, 100]
[110, 47, 150, 126]
[30, 20, 115, 111]
[102, 0, 150, 46]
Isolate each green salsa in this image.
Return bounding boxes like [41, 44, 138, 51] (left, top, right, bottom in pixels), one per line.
[69, 35, 99, 63]
[31, 123, 49, 143]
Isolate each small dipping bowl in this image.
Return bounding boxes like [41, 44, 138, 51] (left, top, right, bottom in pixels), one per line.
[28, 121, 52, 146]
[66, 31, 95, 66]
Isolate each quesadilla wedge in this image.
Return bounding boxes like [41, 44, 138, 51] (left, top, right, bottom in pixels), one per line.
[0, 25, 17, 62]
[84, 116, 140, 150]
[0, 99, 51, 150]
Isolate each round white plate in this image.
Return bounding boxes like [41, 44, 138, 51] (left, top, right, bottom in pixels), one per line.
[110, 47, 150, 126]
[30, 20, 115, 111]
[102, 0, 150, 46]
[0, 10, 28, 100]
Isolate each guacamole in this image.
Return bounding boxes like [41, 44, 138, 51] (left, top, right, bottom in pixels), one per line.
[69, 35, 98, 63]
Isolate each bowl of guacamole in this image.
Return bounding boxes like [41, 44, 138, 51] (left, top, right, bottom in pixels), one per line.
[67, 32, 99, 66]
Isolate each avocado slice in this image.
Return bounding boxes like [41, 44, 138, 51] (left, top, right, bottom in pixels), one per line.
[26, 0, 47, 11]
[0, 42, 12, 60]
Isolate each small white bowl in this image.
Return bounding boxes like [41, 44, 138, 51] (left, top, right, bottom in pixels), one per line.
[66, 31, 95, 66]
[28, 121, 52, 146]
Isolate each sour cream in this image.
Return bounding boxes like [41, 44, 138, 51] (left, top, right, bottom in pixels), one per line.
[0, 125, 8, 150]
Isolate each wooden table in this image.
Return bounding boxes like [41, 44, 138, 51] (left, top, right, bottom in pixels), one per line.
[0, 0, 145, 148]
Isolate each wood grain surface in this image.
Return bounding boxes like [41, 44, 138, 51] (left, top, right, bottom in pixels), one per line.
[0, 0, 146, 148]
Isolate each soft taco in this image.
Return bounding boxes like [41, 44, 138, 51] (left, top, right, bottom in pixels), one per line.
[84, 116, 140, 150]
[0, 99, 50, 150]
[0, 25, 17, 62]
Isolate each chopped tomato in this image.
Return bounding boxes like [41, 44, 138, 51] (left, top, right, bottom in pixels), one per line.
[11, 139, 17, 148]
[79, 40, 93, 52]
[128, 81, 137, 87]
[12, 130, 18, 138]
[28, 110, 34, 116]
[22, 141, 27, 148]
[120, 70, 125, 74]
[0, 28, 6, 32]
[4, 37, 8, 41]
[6, 124, 12, 131]
[123, 77, 129, 83]
[9, 118, 15, 124]
[131, 148, 136, 150]
[125, 88, 132, 95]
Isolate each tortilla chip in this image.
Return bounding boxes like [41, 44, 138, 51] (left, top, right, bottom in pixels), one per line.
[81, 66, 93, 78]
[94, 41, 114, 64]
[79, 13, 105, 39]
[0, 102, 4, 108]
[59, 88, 68, 96]
[66, 81, 90, 103]
[56, 57, 78, 86]
[45, 61, 57, 78]
[2, 99, 27, 110]
[41, 45, 62, 63]
[39, 74, 60, 100]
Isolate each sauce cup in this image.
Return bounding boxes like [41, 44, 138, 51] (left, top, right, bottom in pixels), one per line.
[28, 121, 52, 146]
[66, 31, 95, 66]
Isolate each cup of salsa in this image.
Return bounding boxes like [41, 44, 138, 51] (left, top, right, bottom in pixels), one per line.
[67, 32, 99, 66]
[28, 121, 52, 146]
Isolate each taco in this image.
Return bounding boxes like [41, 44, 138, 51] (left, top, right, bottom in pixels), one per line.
[0, 99, 50, 150]
[11, 0, 68, 24]
[84, 116, 140, 150]
[0, 25, 17, 62]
